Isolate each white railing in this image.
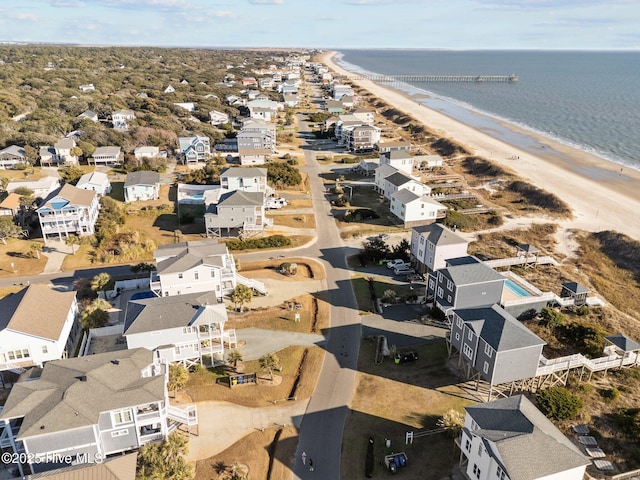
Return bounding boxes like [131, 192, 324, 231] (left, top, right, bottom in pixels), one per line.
[224, 329, 238, 349]
[485, 255, 559, 268]
[167, 404, 197, 426]
[502, 291, 555, 308]
[536, 352, 640, 376]
[235, 274, 267, 295]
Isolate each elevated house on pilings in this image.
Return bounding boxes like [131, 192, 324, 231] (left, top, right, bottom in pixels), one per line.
[447, 303, 640, 400]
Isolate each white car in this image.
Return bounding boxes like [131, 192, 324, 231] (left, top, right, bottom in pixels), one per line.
[386, 259, 407, 269]
[394, 266, 415, 276]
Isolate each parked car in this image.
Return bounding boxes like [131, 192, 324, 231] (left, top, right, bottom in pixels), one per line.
[266, 197, 287, 209]
[407, 274, 425, 283]
[378, 233, 390, 241]
[394, 266, 415, 276]
[394, 352, 418, 364]
[386, 259, 408, 269]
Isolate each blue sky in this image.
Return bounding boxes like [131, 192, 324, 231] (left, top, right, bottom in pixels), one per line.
[1, 0, 638, 50]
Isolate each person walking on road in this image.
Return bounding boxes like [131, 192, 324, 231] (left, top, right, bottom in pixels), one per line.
[309, 458, 314, 471]
[301, 451, 307, 465]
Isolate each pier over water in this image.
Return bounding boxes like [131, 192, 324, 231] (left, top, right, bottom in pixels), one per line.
[348, 74, 518, 83]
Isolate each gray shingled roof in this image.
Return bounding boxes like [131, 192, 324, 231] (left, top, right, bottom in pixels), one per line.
[0, 348, 164, 440]
[38, 184, 97, 211]
[383, 150, 412, 160]
[413, 223, 469, 247]
[465, 395, 589, 480]
[124, 291, 219, 334]
[606, 334, 640, 352]
[155, 240, 228, 263]
[454, 304, 545, 351]
[391, 189, 419, 204]
[221, 167, 267, 178]
[385, 171, 415, 187]
[562, 281, 589, 294]
[218, 190, 263, 207]
[124, 170, 160, 187]
[441, 256, 506, 286]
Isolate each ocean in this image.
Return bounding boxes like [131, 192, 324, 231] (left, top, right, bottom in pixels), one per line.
[335, 50, 640, 170]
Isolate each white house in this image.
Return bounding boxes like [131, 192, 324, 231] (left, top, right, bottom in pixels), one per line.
[459, 395, 589, 480]
[205, 190, 272, 236]
[76, 171, 112, 196]
[77, 110, 99, 122]
[6, 176, 61, 198]
[345, 124, 381, 152]
[414, 154, 444, 170]
[374, 164, 399, 194]
[39, 138, 79, 166]
[124, 170, 160, 203]
[390, 190, 447, 227]
[134, 146, 160, 160]
[0, 145, 26, 169]
[164, 85, 175, 93]
[111, 109, 135, 130]
[0, 349, 196, 476]
[383, 171, 430, 201]
[283, 93, 300, 107]
[352, 108, 375, 124]
[37, 184, 100, 243]
[0, 284, 79, 373]
[410, 223, 469, 273]
[150, 240, 266, 298]
[220, 167, 271, 194]
[380, 150, 415, 175]
[91, 146, 123, 165]
[178, 135, 211, 163]
[123, 291, 235, 367]
[209, 110, 230, 126]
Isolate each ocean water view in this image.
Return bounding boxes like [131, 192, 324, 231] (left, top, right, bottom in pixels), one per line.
[336, 50, 640, 170]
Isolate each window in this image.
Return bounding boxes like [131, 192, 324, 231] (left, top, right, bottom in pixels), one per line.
[178, 273, 183, 279]
[194, 272, 199, 280]
[456, 317, 463, 328]
[464, 439, 471, 452]
[211, 270, 216, 278]
[478, 443, 483, 457]
[420, 237, 424, 244]
[472, 464, 482, 479]
[463, 344, 473, 359]
[429, 242, 434, 250]
[455, 333, 460, 341]
[42, 345, 48, 354]
[446, 280, 454, 290]
[467, 330, 474, 341]
[175, 345, 181, 355]
[447, 295, 452, 303]
[496, 466, 506, 480]
[111, 429, 129, 437]
[182, 326, 195, 335]
[112, 409, 133, 425]
[437, 287, 444, 298]
[483, 361, 489, 374]
[484, 343, 493, 357]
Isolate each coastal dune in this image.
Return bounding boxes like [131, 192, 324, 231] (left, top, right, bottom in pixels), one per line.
[319, 51, 640, 241]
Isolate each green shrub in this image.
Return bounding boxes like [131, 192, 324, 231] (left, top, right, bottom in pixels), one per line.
[226, 234, 292, 251]
[614, 408, 640, 438]
[540, 306, 565, 329]
[343, 208, 379, 223]
[575, 305, 590, 316]
[442, 210, 474, 230]
[601, 388, 620, 403]
[536, 387, 583, 420]
[555, 322, 607, 358]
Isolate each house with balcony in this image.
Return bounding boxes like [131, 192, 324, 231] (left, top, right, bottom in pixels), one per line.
[383, 171, 430, 201]
[76, 171, 112, 196]
[237, 120, 276, 152]
[0, 145, 26, 169]
[345, 125, 381, 152]
[352, 108, 374, 125]
[376, 141, 413, 153]
[37, 184, 100, 243]
[458, 395, 589, 480]
[448, 304, 546, 390]
[410, 223, 469, 274]
[77, 109, 99, 122]
[220, 167, 271, 195]
[91, 146, 123, 166]
[178, 135, 211, 163]
[0, 285, 79, 374]
[111, 109, 135, 130]
[427, 256, 506, 317]
[39, 138, 78, 166]
[389, 190, 447, 228]
[134, 146, 160, 160]
[123, 291, 235, 367]
[0, 193, 21, 218]
[150, 240, 266, 298]
[374, 164, 398, 194]
[205, 190, 272, 237]
[124, 171, 160, 203]
[380, 150, 415, 175]
[0, 348, 196, 476]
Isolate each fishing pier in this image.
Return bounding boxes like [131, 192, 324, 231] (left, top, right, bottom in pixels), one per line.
[348, 74, 518, 83]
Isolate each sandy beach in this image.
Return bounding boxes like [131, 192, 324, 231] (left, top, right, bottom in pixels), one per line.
[319, 51, 640, 241]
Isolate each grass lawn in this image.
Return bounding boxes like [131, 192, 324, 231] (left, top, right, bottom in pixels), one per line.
[268, 213, 316, 229]
[282, 198, 313, 209]
[0, 238, 47, 278]
[342, 341, 474, 480]
[351, 275, 416, 313]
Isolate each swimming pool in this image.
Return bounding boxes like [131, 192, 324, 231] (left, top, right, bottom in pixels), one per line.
[505, 279, 531, 297]
[130, 291, 156, 300]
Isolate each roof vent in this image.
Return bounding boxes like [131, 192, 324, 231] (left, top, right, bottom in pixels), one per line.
[78, 375, 87, 382]
[40, 425, 45, 430]
[111, 359, 120, 365]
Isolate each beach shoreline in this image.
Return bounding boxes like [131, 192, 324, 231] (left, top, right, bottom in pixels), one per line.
[318, 51, 640, 241]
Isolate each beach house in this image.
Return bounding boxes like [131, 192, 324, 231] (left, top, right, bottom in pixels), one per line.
[458, 395, 589, 480]
[90, 146, 123, 166]
[150, 240, 266, 299]
[6, 177, 61, 198]
[204, 190, 272, 236]
[124, 171, 161, 203]
[111, 109, 135, 130]
[37, 184, 100, 243]
[410, 223, 469, 273]
[76, 171, 112, 196]
[123, 291, 235, 367]
[0, 349, 196, 476]
[178, 135, 211, 163]
[0, 285, 79, 373]
[389, 190, 447, 228]
[220, 167, 271, 194]
[380, 150, 415, 175]
[0, 145, 26, 169]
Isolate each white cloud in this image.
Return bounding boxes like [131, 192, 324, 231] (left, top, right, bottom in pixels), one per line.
[249, 0, 284, 4]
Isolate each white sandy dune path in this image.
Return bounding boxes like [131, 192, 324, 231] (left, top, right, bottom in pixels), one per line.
[320, 52, 640, 241]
